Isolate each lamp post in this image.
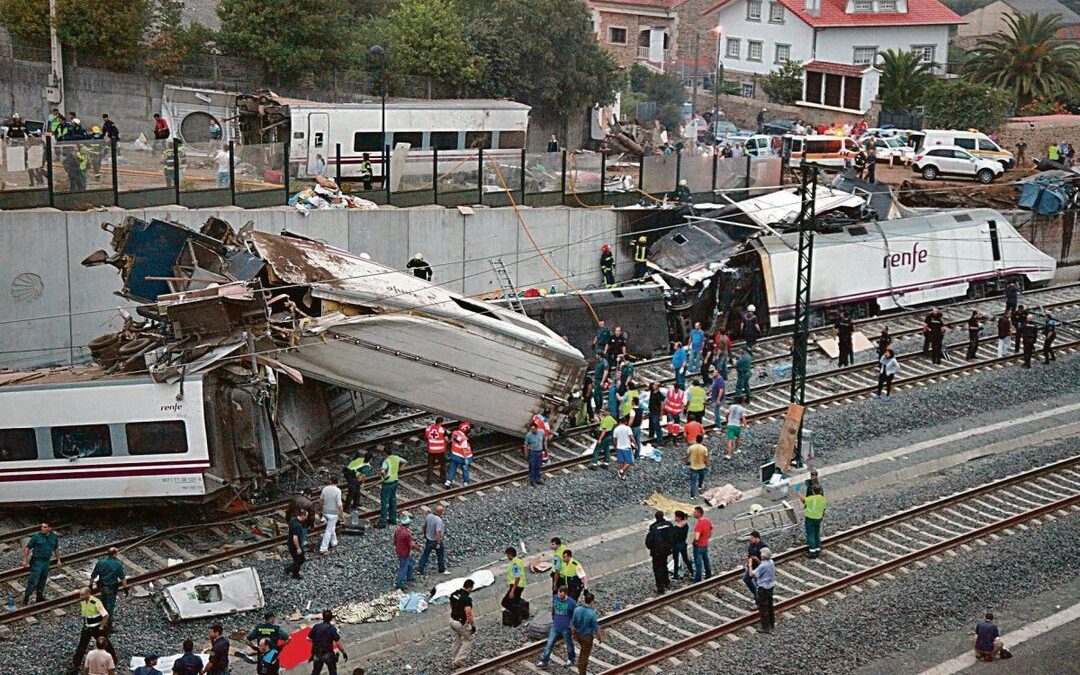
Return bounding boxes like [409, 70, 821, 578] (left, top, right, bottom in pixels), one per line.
[369, 44, 387, 186]
[712, 25, 723, 118]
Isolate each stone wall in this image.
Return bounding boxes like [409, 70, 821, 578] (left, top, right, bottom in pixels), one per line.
[694, 91, 876, 130]
[995, 116, 1080, 165]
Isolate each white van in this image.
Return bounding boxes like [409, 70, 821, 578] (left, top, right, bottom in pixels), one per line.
[782, 135, 861, 168]
[909, 130, 1015, 169]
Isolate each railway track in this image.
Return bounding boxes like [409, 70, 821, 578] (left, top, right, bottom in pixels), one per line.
[3, 328, 1076, 627]
[460, 455, 1080, 674]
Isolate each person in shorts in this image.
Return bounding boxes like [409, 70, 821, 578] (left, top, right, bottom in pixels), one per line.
[612, 415, 637, 481]
[725, 395, 748, 459]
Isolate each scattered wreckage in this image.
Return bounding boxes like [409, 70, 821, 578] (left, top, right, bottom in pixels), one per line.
[158, 567, 265, 621]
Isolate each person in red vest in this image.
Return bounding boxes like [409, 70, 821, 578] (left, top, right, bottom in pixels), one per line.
[425, 417, 449, 485]
[663, 383, 687, 427]
[445, 422, 473, 488]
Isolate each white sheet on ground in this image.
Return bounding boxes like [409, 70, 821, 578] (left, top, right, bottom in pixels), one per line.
[429, 569, 495, 604]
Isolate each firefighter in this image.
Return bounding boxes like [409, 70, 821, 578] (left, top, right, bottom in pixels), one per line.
[445, 421, 473, 488]
[360, 152, 374, 190]
[5, 113, 27, 138]
[673, 179, 691, 203]
[407, 253, 433, 281]
[600, 244, 616, 287]
[633, 236, 648, 279]
[425, 417, 449, 485]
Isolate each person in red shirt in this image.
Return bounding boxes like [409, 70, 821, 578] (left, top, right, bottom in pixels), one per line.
[691, 506, 713, 582]
[152, 113, 169, 140]
[425, 417, 448, 485]
[684, 419, 704, 445]
[394, 513, 417, 590]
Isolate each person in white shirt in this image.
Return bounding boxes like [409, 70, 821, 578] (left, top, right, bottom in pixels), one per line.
[214, 148, 230, 188]
[319, 476, 346, 554]
[612, 416, 637, 481]
[725, 396, 749, 459]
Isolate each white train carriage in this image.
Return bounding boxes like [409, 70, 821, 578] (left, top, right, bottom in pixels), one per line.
[745, 208, 1057, 328]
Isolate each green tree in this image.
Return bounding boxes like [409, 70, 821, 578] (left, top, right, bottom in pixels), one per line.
[0, 0, 149, 68]
[217, 0, 362, 77]
[962, 12, 1080, 108]
[381, 0, 481, 96]
[922, 79, 1012, 131]
[760, 61, 804, 105]
[877, 49, 931, 112]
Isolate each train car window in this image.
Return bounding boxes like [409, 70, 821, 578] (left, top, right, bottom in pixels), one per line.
[51, 425, 112, 459]
[353, 132, 384, 152]
[0, 428, 37, 461]
[498, 131, 526, 149]
[126, 421, 188, 455]
[465, 131, 493, 149]
[847, 226, 868, 236]
[393, 132, 423, 148]
[988, 220, 1002, 261]
[431, 131, 460, 151]
[452, 297, 500, 319]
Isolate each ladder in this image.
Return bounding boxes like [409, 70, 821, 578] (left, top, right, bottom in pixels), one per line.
[489, 258, 526, 315]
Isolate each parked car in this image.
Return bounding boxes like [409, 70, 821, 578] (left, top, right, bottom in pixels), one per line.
[860, 134, 915, 165]
[762, 119, 797, 135]
[911, 145, 1005, 183]
[712, 120, 738, 141]
[909, 129, 1015, 169]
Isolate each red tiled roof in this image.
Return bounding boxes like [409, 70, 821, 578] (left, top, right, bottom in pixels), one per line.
[702, 0, 964, 26]
[804, 60, 871, 75]
[591, 0, 686, 8]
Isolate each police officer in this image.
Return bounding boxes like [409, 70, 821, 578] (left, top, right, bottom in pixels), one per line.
[834, 310, 854, 366]
[924, 307, 948, 364]
[359, 152, 374, 190]
[73, 587, 114, 673]
[556, 549, 587, 601]
[88, 547, 126, 617]
[505, 546, 527, 604]
[1020, 313, 1039, 368]
[600, 244, 615, 287]
[23, 521, 60, 605]
[5, 113, 27, 139]
[632, 236, 648, 279]
[1043, 312, 1058, 364]
[407, 253, 433, 281]
[343, 451, 373, 511]
[1012, 304, 1026, 352]
[645, 511, 674, 594]
[966, 310, 984, 360]
[247, 611, 291, 651]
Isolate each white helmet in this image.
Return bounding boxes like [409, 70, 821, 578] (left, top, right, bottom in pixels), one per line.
[72, 118, 81, 126]
[679, 179, 687, 186]
[414, 253, 423, 260]
[747, 304, 756, 312]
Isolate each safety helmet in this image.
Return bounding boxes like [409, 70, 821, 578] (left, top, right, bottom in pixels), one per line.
[414, 253, 423, 260]
[458, 421, 472, 432]
[73, 118, 81, 126]
[92, 125, 101, 133]
[679, 179, 687, 186]
[11, 113, 19, 119]
[637, 236, 647, 243]
[747, 304, 756, 312]
[601, 244, 611, 253]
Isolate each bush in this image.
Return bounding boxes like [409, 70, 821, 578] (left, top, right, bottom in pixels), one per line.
[1019, 98, 1069, 116]
[760, 61, 804, 105]
[923, 80, 1013, 132]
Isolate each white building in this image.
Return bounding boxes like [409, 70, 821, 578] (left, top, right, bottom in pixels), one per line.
[703, 0, 963, 113]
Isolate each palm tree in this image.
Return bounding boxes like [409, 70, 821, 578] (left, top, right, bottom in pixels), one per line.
[877, 49, 931, 112]
[962, 12, 1080, 109]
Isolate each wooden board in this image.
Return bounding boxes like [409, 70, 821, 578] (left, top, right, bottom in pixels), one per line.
[773, 403, 805, 473]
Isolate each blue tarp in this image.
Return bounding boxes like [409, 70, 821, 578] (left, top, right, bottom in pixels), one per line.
[1017, 171, 1078, 216]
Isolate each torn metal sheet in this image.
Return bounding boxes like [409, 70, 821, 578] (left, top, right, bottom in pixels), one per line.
[159, 566, 264, 621]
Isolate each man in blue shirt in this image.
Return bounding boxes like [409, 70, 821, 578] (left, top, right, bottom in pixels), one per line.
[671, 342, 688, 390]
[206, 624, 229, 674]
[172, 640, 203, 675]
[133, 653, 161, 675]
[974, 612, 1005, 661]
[538, 587, 576, 668]
[570, 591, 603, 675]
[524, 422, 547, 486]
[688, 322, 705, 373]
[308, 610, 343, 675]
[750, 547, 776, 633]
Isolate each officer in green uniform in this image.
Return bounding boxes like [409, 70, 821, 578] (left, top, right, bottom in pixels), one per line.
[343, 451, 374, 511]
[247, 611, 291, 650]
[633, 236, 648, 279]
[89, 547, 127, 616]
[591, 409, 617, 469]
[799, 484, 827, 558]
[686, 380, 708, 422]
[735, 347, 753, 402]
[23, 521, 60, 605]
[378, 449, 405, 528]
[504, 546, 527, 603]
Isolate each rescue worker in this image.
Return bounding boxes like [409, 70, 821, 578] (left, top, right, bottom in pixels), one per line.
[87, 131, 104, 179]
[505, 546, 527, 604]
[592, 320, 612, 359]
[673, 179, 691, 203]
[799, 483, 827, 558]
[591, 406, 616, 469]
[1020, 313, 1039, 368]
[425, 417, 449, 485]
[645, 511, 674, 594]
[247, 611, 291, 651]
[1012, 304, 1026, 352]
[924, 307, 948, 365]
[853, 148, 867, 179]
[46, 108, 62, 136]
[556, 549, 587, 601]
[600, 244, 616, 287]
[359, 152, 374, 190]
[835, 310, 854, 367]
[632, 236, 648, 279]
[76, 145, 90, 190]
[445, 421, 473, 488]
[100, 114, 119, 142]
[734, 347, 753, 402]
[407, 253, 433, 281]
[686, 380, 707, 423]
[618, 355, 635, 390]
[966, 310, 984, 360]
[741, 305, 761, 347]
[663, 382, 686, 426]
[162, 140, 186, 187]
[377, 448, 405, 528]
[1004, 280, 1019, 314]
[5, 113, 27, 138]
[343, 451, 373, 511]
[1043, 312, 1058, 364]
[606, 325, 629, 366]
[550, 537, 568, 592]
[88, 547, 126, 617]
[23, 521, 60, 605]
[73, 587, 114, 673]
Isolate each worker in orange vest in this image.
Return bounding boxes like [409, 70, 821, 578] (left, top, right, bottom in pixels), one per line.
[445, 421, 473, 488]
[425, 416, 449, 485]
[663, 383, 687, 428]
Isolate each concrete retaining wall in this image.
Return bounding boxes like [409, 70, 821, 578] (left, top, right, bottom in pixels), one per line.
[0, 205, 632, 369]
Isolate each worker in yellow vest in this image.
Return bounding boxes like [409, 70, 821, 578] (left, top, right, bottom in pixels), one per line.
[343, 451, 373, 511]
[556, 549, 588, 601]
[377, 448, 406, 528]
[73, 587, 115, 671]
[686, 380, 708, 423]
[799, 483, 827, 558]
[633, 235, 648, 278]
[504, 546, 527, 603]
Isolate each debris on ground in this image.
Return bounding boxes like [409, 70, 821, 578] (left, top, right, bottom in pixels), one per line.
[701, 484, 742, 508]
[429, 569, 496, 604]
[159, 567, 264, 621]
[289, 176, 378, 215]
[642, 492, 697, 514]
[335, 590, 402, 623]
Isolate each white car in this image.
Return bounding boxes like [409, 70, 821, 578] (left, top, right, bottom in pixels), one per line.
[912, 145, 1005, 184]
[860, 134, 915, 165]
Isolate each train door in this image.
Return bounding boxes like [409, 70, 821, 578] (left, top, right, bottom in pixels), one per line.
[307, 113, 329, 174]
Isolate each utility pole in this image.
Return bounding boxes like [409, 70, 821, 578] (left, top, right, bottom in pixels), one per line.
[46, 0, 64, 113]
[788, 162, 819, 468]
[691, 32, 701, 114]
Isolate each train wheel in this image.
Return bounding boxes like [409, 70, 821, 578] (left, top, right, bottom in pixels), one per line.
[967, 282, 987, 300]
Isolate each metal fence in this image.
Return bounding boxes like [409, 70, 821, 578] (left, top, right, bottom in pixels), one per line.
[0, 139, 783, 211]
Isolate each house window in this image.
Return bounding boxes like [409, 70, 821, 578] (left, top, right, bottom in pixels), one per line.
[853, 0, 873, 10]
[748, 41, 763, 61]
[775, 43, 791, 63]
[727, 38, 742, 58]
[853, 46, 878, 65]
[769, 2, 785, 22]
[609, 27, 627, 44]
[912, 44, 936, 64]
[741, 82, 756, 98]
[747, 0, 762, 20]
[878, 0, 897, 9]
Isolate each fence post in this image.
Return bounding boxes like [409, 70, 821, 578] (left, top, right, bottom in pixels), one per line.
[46, 136, 54, 208]
[432, 147, 439, 206]
[639, 153, 645, 196]
[283, 141, 291, 204]
[744, 155, 752, 195]
[229, 141, 236, 207]
[385, 143, 391, 204]
[675, 148, 682, 190]
[520, 148, 526, 204]
[711, 149, 719, 193]
[335, 142, 342, 186]
[560, 150, 567, 205]
[111, 138, 119, 206]
[477, 148, 483, 205]
[600, 150, 607, 206]
[172, 139, 181, 205]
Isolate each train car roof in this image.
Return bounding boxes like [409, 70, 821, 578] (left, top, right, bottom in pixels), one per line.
[284, 99, 532, 112]
[0, 366, 149, 389]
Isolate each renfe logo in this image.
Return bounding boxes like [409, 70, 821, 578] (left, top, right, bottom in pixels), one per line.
[160, 402, 183, 413]
[883, 243, 929, 272]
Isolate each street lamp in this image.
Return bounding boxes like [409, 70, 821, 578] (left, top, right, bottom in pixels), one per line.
[711, 25, 724, 117]
[369, 44, 387, 185]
